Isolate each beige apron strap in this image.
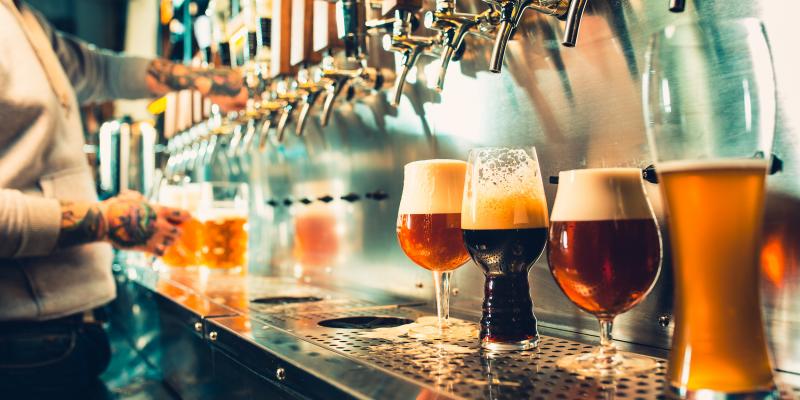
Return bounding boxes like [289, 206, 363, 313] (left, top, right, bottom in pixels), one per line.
[1, 0, 73, 115]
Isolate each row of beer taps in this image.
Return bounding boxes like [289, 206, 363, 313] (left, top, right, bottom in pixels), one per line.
[162, 0, 687, 184]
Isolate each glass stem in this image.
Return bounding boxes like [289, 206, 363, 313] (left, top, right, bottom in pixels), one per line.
[432, 271, 452, 330]
[596, 318, 620, 367]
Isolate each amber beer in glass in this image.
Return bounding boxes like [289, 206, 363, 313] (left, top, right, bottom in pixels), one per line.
[644, 18, 777, 396]
[461, 147, 549, 351]
[397, 160, 470, 336]
[158, 183, 204, 267]
[548, 168, 661, 376]
[199, 182, 249, 273]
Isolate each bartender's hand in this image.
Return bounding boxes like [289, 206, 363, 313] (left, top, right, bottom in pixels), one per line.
[144, 59, 248, 113]
[57, 191, 191, 255]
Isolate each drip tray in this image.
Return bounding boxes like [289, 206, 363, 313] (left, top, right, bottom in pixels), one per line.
[251, 296, 323, 305]
[318, 316, 414, 329]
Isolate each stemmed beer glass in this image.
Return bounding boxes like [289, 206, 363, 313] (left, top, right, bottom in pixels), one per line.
[461, 148, 549, 351]
[397, 160, 471, 337]
[644, 18, 777, 396]
[547, 168, 662, 377]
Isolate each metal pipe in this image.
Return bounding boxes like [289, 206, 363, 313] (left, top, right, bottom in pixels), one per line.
[561, 0, 588, 47]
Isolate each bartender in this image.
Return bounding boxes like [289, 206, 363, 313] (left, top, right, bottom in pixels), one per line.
[0, 0, 247, 396]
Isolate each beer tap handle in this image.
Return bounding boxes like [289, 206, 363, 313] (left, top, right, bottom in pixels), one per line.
[561, 0, 588, 47]
[669, 0, 685, 12]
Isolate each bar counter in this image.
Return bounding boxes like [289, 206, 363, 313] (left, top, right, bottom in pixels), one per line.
[110, 254, 800, 400]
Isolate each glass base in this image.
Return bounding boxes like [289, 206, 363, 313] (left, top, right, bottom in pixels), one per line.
[669, 385, 779, 399]
[480, 335, 539, 351]
[556, 350, 657, 378]
[407, 317, 478, 341]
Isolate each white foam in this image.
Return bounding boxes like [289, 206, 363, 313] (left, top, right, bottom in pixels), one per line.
[657, 158, 769, 173]
[398, 159, 467, 214]
[461, 148, 549, 230]
[157, 184, 183, 207]
[182, 183, 203, 212]
[550, 168, 654, 222]
[198, 205, 248, 222]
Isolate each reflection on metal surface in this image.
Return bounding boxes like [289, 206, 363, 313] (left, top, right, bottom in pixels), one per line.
[116, 257, 800, 399]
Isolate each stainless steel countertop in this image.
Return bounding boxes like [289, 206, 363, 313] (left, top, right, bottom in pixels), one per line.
[118, 255, 800, 399]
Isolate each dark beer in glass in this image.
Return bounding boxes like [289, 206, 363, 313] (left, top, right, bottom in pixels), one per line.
[461, 147, 549, 351]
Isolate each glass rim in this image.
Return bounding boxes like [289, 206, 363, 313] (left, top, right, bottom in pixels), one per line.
[558, 167, 642, 176]
[404, 159, 467, 168]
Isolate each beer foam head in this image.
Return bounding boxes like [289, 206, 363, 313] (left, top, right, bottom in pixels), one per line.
[157, 184, 183, 208]
[398, 159, 467, 214]
[198, 204, 248, 222]
[550, 168, 654, 222]
[461, 148, 549, 230]
[182, 183, 203, 212]
[657, 158, 769, 174]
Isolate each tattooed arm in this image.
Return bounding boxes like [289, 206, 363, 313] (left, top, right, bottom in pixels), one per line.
[145, 59, 248, 112]
[58, 192, 190, 255]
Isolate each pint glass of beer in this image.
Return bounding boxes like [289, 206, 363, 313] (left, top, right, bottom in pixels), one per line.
[158, 183, 204, 268]
[548, 168, 661, 377]
[198, 182, 249, 274]
[461, 148, 549, 351]
[644, 19, 777, 397]
[397, 160, 471, 337]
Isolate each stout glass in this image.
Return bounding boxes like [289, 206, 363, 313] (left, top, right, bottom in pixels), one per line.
[548, 168, 661, 377]
[199, 182, 249, 274]
[397, 160, 470, 335]
[644, 19, 777, 396]
[461, 148, 549, 351]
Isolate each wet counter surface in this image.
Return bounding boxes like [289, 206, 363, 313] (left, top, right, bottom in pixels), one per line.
[119, 256, 800, 400]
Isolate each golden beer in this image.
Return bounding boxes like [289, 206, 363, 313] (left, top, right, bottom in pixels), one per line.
[162, 217, 205, 267]
[660, 160, 774, 393]
[201, 211, 248, 271]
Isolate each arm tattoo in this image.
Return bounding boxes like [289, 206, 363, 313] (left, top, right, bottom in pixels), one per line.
[106, 201, 157, 247]
[57, 202, 107, 248]
[147, 59, 243, 97]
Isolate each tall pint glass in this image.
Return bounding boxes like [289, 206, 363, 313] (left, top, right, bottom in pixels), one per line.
[644, 18, 777, 397]
[158, 183, 204, 268]
[198, 182, 249, 274]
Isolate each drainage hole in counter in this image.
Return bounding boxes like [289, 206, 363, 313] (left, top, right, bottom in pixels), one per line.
[318, 316, 414, 329]
[251, 296, 323, 305]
